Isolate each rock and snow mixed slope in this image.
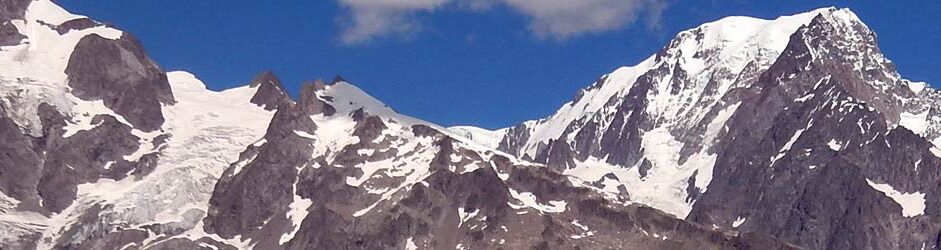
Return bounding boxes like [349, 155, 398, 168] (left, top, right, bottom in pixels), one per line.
[191, 79, 788, 250]
[0, 1, 284, 248]
[494, 8, 834, 217]
[2, 1, 941, 249]
[491, 6, 941, 250]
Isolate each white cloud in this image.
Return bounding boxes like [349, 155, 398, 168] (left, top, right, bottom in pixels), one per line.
[336, 0, 448, 45]
[502, 0, 665, 39]
[334, 0, 667, 44]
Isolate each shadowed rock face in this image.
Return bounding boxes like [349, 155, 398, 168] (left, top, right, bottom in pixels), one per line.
[204, 81, 329, 239]
[4, 3, 941, 250]
[54, 18, 100, 35]
[198, 77, 796, 249]
[0, 0, 29, 21]
[493, 8, 941, 250]
[0, 103, 43, 208]
[274, 133, 795, 249]
[687, 13, 941, 250]
[249, 71, 292, 111]
[65, 33, 175, 131]
[0, 20, 24, 46]
[0, 102, 162, 214]
[0, 0, 28, 46]
[0, 6, 195, 248]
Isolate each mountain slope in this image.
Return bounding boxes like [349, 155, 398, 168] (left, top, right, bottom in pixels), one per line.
[496, 8, 832, 217]
[189, 79, 792, 249]
[688, 9, 941, 249]
[0, 1, 285, 248]
[1, 1, 939, 250]
[495, 6, 941, 250]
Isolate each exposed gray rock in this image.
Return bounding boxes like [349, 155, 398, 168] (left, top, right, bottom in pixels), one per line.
[0, 0, 29, 21]
[54, 18, 100, 35]
[65, 33, 175, 131]
[687, 12, 941, 249]
[249, 70, 292, 111]
[144, 238, 238, 250]
[0, 102, 43, 211]
[204, 81, 325, 239]
[4, 3, 939, 250]
[0, 0, 28, 46]
[0, 20, 24, 46]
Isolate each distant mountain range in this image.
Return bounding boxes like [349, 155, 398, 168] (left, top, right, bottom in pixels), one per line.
[1, 1, 938, 249]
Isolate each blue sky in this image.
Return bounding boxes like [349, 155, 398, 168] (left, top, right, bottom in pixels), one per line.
[59, 1, 940, 129]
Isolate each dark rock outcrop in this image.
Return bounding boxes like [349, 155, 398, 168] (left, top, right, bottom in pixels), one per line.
[65, 33, 174, 131]
[204, 81, 327, 239]
[0, 103, 43, 209]
[0, 0, 29, 46]
[54, 18, 100, 35]
[0, 0, 30, 21]
[687, 12, 941, 249]
[249, 70, 292, 110]
[0, 20, 24, 46]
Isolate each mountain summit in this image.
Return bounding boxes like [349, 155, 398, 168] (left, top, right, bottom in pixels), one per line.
[0, 1, 938, 250]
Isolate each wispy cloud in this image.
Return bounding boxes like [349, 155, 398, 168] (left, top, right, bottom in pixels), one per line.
[335, 0, 668, 45]
[336, 0, 448, 45]
[503, 0, 667, 39]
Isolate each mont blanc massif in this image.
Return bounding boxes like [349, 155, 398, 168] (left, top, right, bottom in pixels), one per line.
[1, 1, 939, 249]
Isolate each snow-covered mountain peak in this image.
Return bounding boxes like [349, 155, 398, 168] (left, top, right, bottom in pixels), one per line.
[4, 1, 941, 248]
[502, 8, 830, 161]
[491, 7, 917, 220]
[663, 7, 831, 73]
[318, 80, 395, 117]
[23, 0, 89, 26]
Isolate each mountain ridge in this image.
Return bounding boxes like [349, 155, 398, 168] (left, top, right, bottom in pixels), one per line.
[0, 1, 938, 249]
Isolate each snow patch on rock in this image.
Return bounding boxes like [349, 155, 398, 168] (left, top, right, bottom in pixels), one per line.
[899, 111, 929, 136]
[507, 188, 567, 213]
[866, 179, 925, 217]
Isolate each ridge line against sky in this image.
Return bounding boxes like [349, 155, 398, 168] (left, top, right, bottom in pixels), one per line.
[57, 1, 941, 130]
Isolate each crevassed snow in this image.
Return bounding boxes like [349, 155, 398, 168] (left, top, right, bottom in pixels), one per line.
[865, 179, 925, 217]
[0, 0, 124, 136]
[448, 126, 507, 149]
[564, 103, 739, 218]
[35, 71, 276, 249]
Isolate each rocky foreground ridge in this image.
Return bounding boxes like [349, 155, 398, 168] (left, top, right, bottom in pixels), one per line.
[0, 1, 939, 249]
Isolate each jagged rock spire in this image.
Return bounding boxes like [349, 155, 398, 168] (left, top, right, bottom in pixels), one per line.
[249, 70, 292, 111]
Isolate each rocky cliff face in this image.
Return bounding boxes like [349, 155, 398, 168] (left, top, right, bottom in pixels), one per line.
[488, 7, 941, 250]
[195, 78, 791, 250]
[0, 1, 282, 248]
[687, 10, 941, 250]
[0, 1, 938, 250]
